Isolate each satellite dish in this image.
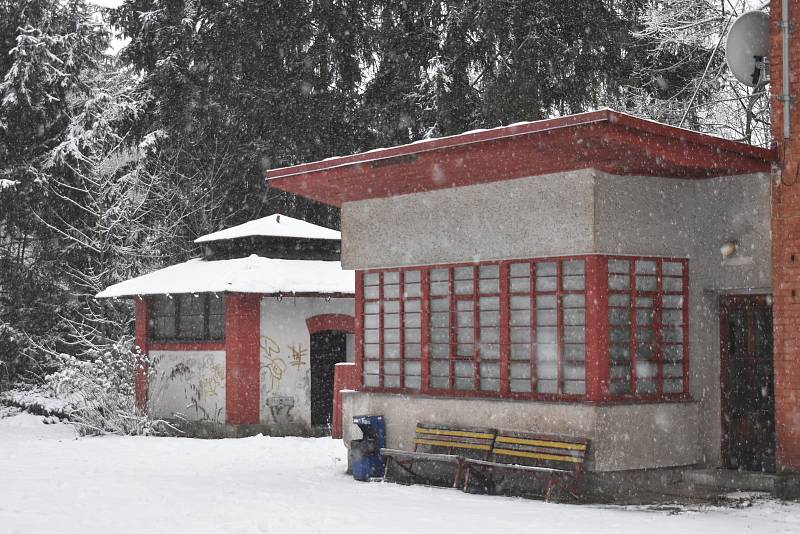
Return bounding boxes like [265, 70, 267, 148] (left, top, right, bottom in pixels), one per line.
[725, 11, 771, 87]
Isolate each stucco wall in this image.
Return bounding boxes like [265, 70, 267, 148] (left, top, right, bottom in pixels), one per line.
[593, 171, 772, 290]
[342, 392, 700, 471]
[148, 350, 226, 424]
[339, 168, 772, 470]
[341, 169, 596, 270]
[259, 297, 355, 434]
[593, 170, 772, 466]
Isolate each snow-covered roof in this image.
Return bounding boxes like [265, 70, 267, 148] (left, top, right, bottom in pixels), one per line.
[194, 214, 340, 243]
[96, 255, 354, 298]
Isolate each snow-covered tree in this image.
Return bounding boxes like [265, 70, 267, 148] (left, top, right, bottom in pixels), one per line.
[365, 1, 653, 142]
[0, 0, 111, 385]
[620, 0, 770, 145]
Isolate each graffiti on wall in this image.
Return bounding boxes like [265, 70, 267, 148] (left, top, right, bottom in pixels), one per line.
[149, 353, 225, 423]
[260, 336, 287, 395]
[266, 395, 295, 424]
[259, 335, 311, 426]
[288, 343, 307, 368]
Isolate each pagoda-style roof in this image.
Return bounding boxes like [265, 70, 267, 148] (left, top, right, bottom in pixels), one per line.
[195, 213, 340, 243]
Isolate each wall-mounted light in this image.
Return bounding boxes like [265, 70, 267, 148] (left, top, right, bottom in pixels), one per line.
[720, 240, 738, 258]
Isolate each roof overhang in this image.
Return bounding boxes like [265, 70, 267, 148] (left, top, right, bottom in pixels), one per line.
[265, 109, 775, 207]
[96, 256, 355, 298]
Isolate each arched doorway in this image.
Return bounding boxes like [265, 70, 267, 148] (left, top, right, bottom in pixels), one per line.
[309, 330, 348, 427]
[306, 314, 355, 429]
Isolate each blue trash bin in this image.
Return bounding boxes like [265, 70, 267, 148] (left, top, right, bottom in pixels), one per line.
[350, 415, 386, 481]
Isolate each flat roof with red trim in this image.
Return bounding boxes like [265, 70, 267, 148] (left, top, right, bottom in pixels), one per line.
[266, 109, 775, 207]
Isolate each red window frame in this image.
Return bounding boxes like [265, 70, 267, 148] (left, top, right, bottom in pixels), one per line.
[356, 255, 690, 403]
[605, 256, 690, 401]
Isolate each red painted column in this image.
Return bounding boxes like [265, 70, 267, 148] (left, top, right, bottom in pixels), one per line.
[420, 269, 431, 393]
[770, 0, 800, 472]
[584, 256, 609, 402]
[354, 271, 365, 386]
[225, 293, 261, 425]
[133, 297, 149, 413]
[331, 362, 360, 439]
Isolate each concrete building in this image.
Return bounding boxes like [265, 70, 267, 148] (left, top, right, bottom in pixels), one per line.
[98, 214, 355, 437]
[265, 109, 794, 486]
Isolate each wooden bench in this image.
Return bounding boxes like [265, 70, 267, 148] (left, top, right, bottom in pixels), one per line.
[462, 430, 590, 501]
[380, 423, 497, 487]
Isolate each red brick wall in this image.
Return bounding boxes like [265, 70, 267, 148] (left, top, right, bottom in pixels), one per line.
[225, 293, 261, 425]
[770, 0, 800, 472]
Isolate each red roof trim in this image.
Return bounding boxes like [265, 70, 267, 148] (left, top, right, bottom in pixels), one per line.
[268, 109, 773, 179]
[265, 109, 775, 207]
[606, 112, 773, 160]
[268, 109, 613, 179]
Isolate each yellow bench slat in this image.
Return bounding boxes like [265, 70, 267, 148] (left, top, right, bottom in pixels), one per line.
[416, 428, 495, 440]
[493, 448, 583, 464]
[495, 436, 587, 452]
[414, 438, 493, 451]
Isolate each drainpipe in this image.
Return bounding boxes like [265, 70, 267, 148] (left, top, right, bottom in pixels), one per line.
[781, 0, 792, 139]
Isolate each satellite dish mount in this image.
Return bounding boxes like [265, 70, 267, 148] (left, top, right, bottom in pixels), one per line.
[751, 56, 769, 88]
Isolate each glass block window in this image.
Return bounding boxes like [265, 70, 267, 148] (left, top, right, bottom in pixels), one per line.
[607, 258, 688, 398]
[149, 294, 225, 342]
[362, 272, 381, 388]
[403, 270, 422, 390]
[429, 268, 450, 389]
[362, 270, 423, 390]
[510, 259, 586, 396]
[359, 255, 687, 402]
[427, 264, 503, 392]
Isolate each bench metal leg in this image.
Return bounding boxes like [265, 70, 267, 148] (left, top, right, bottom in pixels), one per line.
[453, 459, 464, 489]
[383, 456, 392, 480]
[545, 479, 556, 502]
[390, 458, 424, 483]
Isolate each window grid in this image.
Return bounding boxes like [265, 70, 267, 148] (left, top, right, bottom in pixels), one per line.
[359, 255, 688, 402]
[607, 257, 688, 399]
[508, 261, 534, 394]
[362, 273, 381, 388]
[402, 270, 422, 390]
[149, 294, 225, 343]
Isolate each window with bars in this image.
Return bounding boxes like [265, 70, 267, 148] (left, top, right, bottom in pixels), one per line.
[359, 255, 688, 402]
[149, 294, 225, 342]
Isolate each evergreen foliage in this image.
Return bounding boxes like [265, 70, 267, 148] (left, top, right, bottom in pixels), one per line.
[1, 0, 112, 385]
[1, 0, 753, 419]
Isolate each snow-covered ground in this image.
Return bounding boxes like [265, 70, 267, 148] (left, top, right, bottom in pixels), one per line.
[1, 411, 799, 534]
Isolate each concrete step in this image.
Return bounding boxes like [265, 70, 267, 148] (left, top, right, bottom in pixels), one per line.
[681, 469, 776, 493]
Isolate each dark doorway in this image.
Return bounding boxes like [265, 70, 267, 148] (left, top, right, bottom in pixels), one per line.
[720, 295, 775, 473]
[310, 330, 347, 427]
